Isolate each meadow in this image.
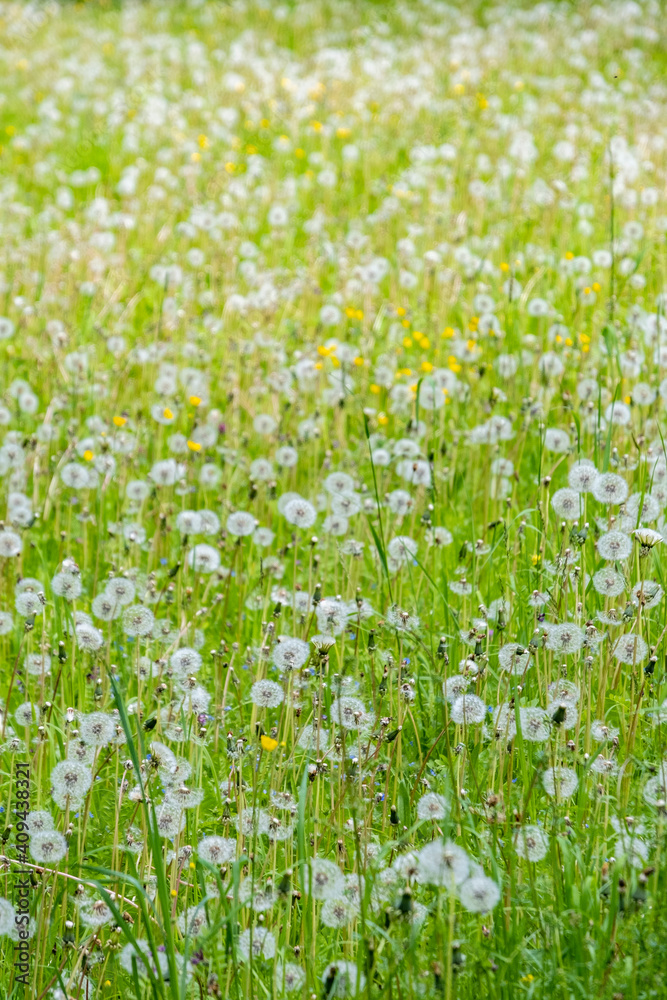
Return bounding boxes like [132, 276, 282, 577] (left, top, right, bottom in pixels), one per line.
[1, 0, 667, 997]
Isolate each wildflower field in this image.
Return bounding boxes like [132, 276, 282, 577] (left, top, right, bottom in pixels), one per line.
[2, 0, 667, 997]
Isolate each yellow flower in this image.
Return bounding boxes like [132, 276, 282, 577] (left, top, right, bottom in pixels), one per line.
[441, 327, 454, 338]
[113, 415, 127, 427]
[421, 361, 434, 373]
[370, 384, 381, 395]
[261, 735, 278, 751]
[198, 134, 208, 149]
[83, 450, 94, 462]
[396, 306, 406, 317]
[163, 408, 173, 420]
[353, 356, 364, 367]
[187, 441, 201, 452]
[189, 395, 201, 406]
[377, 413, 388, 426]
[403, 337, 413, 348]
[295, 148, 305, 159]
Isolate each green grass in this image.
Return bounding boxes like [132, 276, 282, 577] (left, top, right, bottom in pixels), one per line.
[1, 1, 667, 999]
